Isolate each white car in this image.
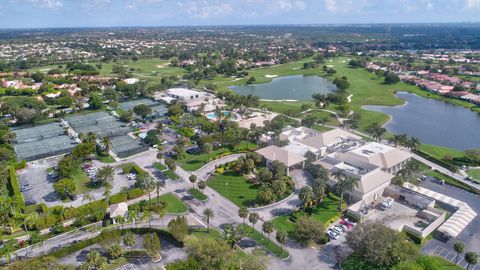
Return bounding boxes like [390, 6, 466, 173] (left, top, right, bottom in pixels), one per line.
[326, 230, 339, 240]
[331, 226, 343, 234]
[344, 218, 357, 226]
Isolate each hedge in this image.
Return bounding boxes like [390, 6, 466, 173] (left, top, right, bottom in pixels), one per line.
[109, 193, 128, 204]
[9, 162, 25, 210]
[14, 160, 27, 170]
[121, 163, 147, 176]
[127, 188, 145, 200]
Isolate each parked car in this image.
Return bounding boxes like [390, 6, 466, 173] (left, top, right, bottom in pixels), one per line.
[343, 218, 357, 226]
[338, 224, 348, 231]
[186, 147, 202, 154]
[420, 175, 427, 181]
[340, 220, 353, 229]
[331, 226, 343, 234]
[25, 200, 37, 206]
[327, 230, 339, 240]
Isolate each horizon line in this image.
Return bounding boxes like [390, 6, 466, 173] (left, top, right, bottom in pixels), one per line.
[1, 21, 480, 31]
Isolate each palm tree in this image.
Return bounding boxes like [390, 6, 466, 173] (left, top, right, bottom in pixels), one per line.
[249, 212, 259, 230]
[128, 209, 138, 227]
[189, 175, 197, 189]
[238, 207, 249, 224]
[96, 166, 115, 187]
[202, 143, 213, 161]
[406, 137, 421, 151]
[155, 181, 162, 204]
[337, 176, 359, 211]
[101, 136, 112, 153]
[256, 185, 275, 204]
[158, 208, 165, 227]
[103, 187, 112, 204]
[87, 250, 107, 269]
[312, 177, 327, 203]
[198, 180, 207, 194]
[85, 132, 96, 144]
[202, 208, 214, 232]
[142, 210, 152, 230]
[276, 231, 288, 255]
[82, 194, 94, 204]
[299, 186, 314, 208]
[454, 241, 465, 264]
[123, 231, 136, 254]
[465, 252, 478, 270]
[272, 180, 287, 197]
[262, 221, 274, 243]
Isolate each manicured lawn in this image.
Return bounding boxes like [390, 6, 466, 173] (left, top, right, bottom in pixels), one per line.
[71, 170, 92, 194]
[153, 162, 167, 171]
[342, 254, 463, 270]
[259, 100, 315, 115]
[305, 110, 341, 126]
[272, 194, 342, 233]
[164, 169, 180, 180]
[207, 171, 258, 207]
[419, 144, 464, 160]
[468, 169, 480, 181]
[97, 153, 116, 163]
[178, 141, 256, 171]
[153, 162, 179, 180]
[188, 188, 208, 201]
[426, 170, 480, 195]
[156, 193, 188, 214]
[239, 224, 289, 259]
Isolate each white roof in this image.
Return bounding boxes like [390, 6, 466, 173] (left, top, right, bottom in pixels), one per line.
[298, 128, 361, 149]
[108, 202, 128, 218]
[346, 142, 412, 170]
[256, 145, 307, 167]
[166, 88, 203, 98]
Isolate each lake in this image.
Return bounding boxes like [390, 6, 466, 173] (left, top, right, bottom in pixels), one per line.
[364, 92, 480, 150]
[229, 75, 337, 101]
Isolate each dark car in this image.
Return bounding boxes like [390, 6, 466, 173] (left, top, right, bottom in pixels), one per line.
[25, 200, 37, 206]
[186, 147, 202, 154]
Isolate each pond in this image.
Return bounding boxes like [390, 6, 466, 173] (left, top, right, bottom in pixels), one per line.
[229, 75, 337, 101]
[363, 92, 480, 150]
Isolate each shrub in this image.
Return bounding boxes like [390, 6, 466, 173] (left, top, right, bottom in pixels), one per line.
[215, 167, 224, 174]
[127, 188, 145, 200]
[14, 160, 27, 170]
[109, 193, 128, 204]
[9, 162, 25, 209]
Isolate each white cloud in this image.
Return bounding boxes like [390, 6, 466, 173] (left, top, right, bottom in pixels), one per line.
[11, 0, 63, 9]
[466, 0, 480, 8]
[125, 0, 163, 10]
[186, 0, 233, 19]
[83, 0, 111, 10]
[273, 0, 306, 11]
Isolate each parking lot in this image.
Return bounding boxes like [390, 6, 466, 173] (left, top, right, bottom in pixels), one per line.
[116, 257, 152, 270]
[17, 157, 61, 205]
[431, 246, 478, 270]
[421, 177, 480, 268]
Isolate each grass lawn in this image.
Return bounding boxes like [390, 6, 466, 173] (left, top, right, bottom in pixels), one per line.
[156, 193, 188, 214]
[426, 170, 480, 195]
[259, 100, 315, 115]
[239, 224, 289, 259]
[304, 110, 341, 126]
[342, 254, 463, 270]
[71, 170, 92, 194]
[272, 194, 342, 233]
[187, 188, 208, 201]
[178, 141, 256, 171]
[96, 153, 116, 163]
[468, 169, 480, 181]
[207, 171, 258, 207]
[419, 144, 465, 160]
[153, 162, 179, 180]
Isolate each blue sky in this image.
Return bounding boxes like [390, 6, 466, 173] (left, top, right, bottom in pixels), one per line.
[0, 0, 479, 28]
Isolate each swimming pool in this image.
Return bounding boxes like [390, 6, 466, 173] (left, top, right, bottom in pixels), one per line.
[206, 111, 237, 120]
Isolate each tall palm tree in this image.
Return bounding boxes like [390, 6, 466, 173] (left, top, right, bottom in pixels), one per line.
[238, 207, 249, 224]
[257, 185, 275, 204]
[249, 212, 259, 230]
[96, 166, 115, 187]
[82, 194, 94, 204]
[155, 181, 162, 204]
[299, 186, 314, 208]
[85, 132, 96, 144]
[142, 210, 152, 230]
[202, 208, 214, 232]
[312, 177, 327, 203]
[101, 136, 112, 153]
[337, 176, 359, 211]
[202, 143, 213, 161]
[262, 221, 274, 243]
[128, 209, 138, 227]
[407, 137, 421, 151]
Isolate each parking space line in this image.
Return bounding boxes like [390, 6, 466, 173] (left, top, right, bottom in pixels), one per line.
[439, 249, 449, 257]
[445, 252, 456, 261]
[432, 246, 443, 255]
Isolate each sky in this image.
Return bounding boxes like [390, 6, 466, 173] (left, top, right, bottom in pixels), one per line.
[0, 0, 479, 28]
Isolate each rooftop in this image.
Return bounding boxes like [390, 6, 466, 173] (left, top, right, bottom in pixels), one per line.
[255, 145, 307, 167]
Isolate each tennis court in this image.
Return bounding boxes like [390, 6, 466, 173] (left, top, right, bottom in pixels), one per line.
[12, 123, 78, 161]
